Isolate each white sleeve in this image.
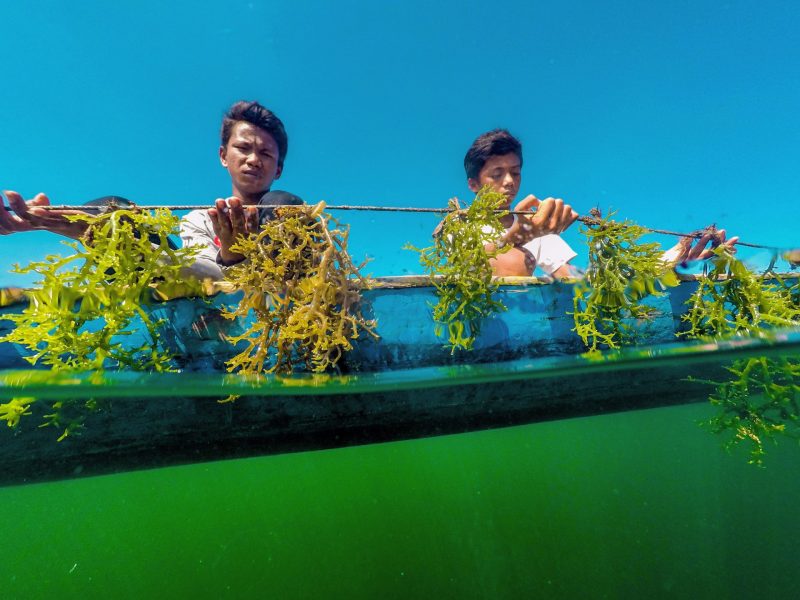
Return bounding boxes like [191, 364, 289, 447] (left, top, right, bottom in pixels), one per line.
[179, 210, 225, 280]
[522, 234, 577, 276]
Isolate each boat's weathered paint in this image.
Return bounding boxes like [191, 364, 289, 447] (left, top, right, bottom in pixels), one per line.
[147, 277, 699, 372]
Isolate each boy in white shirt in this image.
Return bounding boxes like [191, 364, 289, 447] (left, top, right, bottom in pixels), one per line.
[461, 129, 579, 278]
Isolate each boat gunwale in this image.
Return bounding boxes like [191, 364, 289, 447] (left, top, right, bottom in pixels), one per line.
[2, 271, 798, 306]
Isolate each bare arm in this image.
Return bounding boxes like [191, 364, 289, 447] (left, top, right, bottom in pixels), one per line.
[0, 190, 90, 239]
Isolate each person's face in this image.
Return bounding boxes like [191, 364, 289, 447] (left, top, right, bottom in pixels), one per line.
[219, 121, 282, 202]
[467, 153, 521, 207]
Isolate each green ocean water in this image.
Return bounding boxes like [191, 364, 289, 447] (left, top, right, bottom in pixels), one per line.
[1, 331, 799, 598]
[1, 401, 799, 599]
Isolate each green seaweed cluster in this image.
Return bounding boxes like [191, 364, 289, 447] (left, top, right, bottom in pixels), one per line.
[704, 356, 799, 466]
[569, 217, 799, 464]
[0, 208, 198, 437]
[682, 248, 799, 339]
[682, 249, 800, 464]
[222, 202, 376, 375]
[406, 188, 510, 352]
[571, 213, 679, 352]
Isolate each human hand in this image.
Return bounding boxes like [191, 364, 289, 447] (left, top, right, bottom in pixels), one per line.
[502, 195, 578, 246]
[208, 197, 259, 265]
[0, 190, 90, 239]
[662, 226, 739, 265]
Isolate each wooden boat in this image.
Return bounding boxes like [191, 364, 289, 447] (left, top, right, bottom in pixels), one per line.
[1, 276, 797, 487]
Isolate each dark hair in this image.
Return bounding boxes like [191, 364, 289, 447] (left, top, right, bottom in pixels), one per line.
[257, 190, 305, 224]
[220, 100, 288, 168]
[463, 129, 523, 180]
[82, 196, 178, 250]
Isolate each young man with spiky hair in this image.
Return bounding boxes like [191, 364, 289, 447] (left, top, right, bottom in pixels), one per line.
[0, 100, 301, 280]
[461, 129, 580, 278]
[180, 100, 303, 276]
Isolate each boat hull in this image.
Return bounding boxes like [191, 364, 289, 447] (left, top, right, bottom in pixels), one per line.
[2, 277, 796, 486]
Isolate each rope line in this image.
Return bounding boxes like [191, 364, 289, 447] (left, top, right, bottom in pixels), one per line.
[0, 203, 784, 250]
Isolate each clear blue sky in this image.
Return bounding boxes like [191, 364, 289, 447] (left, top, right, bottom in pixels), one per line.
[2, 0, 798, 285]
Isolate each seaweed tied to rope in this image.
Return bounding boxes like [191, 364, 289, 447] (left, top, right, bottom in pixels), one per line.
[571, 211, 679, 352]
[0, 208, 199, 438]
[405, 188, 510, 352]
[682, 248, 800, 465]
[221, 201, 377, 375]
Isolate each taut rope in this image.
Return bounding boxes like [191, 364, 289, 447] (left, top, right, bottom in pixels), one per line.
[0, 202, 786, 250]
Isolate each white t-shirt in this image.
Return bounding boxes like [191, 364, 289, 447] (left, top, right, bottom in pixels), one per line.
[482, 220, 577, 276]
[519, 234, 577, 275]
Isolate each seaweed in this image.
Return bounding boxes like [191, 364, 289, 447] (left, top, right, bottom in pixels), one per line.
[571, 212, 679, 352]
[682, 248, 799, 339]
[221, 202, 376, 375]
[405, 188, 510, 352]
[702, 356, 800, 466]
[0, 208, 198, 437]
[682, 249, 800, 464]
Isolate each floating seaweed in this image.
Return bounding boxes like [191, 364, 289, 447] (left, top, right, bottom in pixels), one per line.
[406, 188, 510, 352]
[221, 202, 376, 375]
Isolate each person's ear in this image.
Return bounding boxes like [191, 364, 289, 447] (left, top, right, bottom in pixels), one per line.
[219, 145, 228, 167]
[274, 163, 283, 180]
[467, 178, 481, 194]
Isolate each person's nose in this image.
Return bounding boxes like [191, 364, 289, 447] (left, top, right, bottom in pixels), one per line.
[502, 172, 516, 188]
[245, 152, 261, 167]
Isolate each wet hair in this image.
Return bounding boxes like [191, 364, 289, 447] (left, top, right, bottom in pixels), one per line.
[220, 100, 289, 168]
[463, 129, 523, 180]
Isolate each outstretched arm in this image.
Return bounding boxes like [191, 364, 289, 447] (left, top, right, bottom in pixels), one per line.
[0, 190, 90, 239]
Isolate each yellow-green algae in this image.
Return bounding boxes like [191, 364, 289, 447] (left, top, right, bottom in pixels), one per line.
[682, 249, 800, 465]
[571, 212, 679, 352]
[570, 215, 799, 464]
[221, 201, 377, 376]
[0, 208, 198, 437]
[406, 188, 510, 352]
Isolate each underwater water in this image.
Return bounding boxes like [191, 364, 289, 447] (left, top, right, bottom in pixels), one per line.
[1, 404, 799, 599]
[1, 334, 799, 599]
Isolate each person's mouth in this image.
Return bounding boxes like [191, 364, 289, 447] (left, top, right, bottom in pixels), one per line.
[241, 170, 261, 179]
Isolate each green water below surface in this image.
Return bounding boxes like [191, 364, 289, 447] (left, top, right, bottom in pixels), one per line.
[2, 401, 799, 600]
